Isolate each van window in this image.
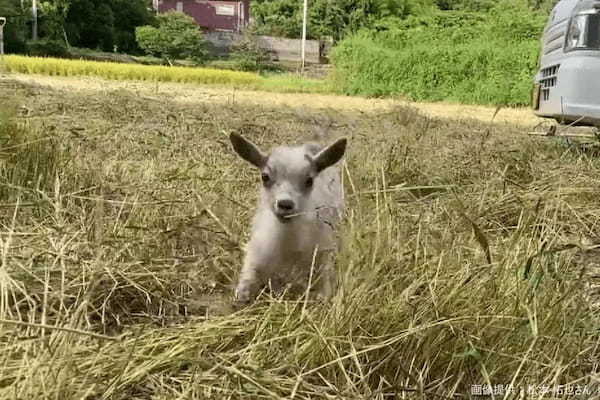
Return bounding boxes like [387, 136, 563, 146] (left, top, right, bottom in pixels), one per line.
[586, 14, 600, 48]
[567, 13, 600, 50]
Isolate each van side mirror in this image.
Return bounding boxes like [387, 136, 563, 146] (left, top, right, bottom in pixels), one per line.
[0, 18, 6, 28]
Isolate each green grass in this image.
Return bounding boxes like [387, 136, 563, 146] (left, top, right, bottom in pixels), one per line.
[257, 72, 335, 93]
[332, 7, 547, 105]
[333, 36, 540, 105]
[0, 75, 598, 398]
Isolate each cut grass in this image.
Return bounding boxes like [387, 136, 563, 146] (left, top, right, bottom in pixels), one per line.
[0, 75, 598, 399]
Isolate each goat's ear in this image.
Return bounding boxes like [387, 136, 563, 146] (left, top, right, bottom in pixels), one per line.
[313, 137, 347, 173]
[229, 132, 267, 168]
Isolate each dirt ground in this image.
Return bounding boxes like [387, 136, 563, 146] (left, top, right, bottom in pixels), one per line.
[6, 73, 545, 127]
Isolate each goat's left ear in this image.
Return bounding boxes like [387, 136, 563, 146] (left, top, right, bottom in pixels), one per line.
[312, 137, 347, 173]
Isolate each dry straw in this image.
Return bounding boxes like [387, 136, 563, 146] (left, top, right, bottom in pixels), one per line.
[0, 75, 598, 399]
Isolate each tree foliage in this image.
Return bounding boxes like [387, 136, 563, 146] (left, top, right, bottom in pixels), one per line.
[136, 11, 208, 63]
[63, 0, 154, 53]
[39, 0, 71, 41]
[22, 0, 155, 53]
[250, 0, 558, 40]
[251, 0, 434, 40]
[0, 0, 29, 53]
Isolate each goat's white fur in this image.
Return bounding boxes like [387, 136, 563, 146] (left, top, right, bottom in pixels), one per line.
[230, 133, 346, 303]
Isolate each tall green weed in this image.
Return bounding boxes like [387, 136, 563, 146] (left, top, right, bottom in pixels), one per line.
[332, 5, 547, 105]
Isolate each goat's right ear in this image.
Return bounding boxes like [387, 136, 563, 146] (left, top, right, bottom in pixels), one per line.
[229, 133, 267, 168]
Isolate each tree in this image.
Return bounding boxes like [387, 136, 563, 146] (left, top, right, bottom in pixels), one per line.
[250, 0, 433, 41]
[64, 0, 154, 53]
[0, 0, 28, 53]
[111, 0, 156, 54]
[136, 11, 208, 63]
[39, 0, 71, 42]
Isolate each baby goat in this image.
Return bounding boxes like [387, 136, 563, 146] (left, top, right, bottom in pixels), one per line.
[229, 132, 347, 303]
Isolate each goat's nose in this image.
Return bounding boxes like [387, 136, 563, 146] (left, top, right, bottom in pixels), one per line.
[277, 199, 295, 211]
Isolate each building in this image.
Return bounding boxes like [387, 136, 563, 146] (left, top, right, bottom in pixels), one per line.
[155, 0, 250, 33]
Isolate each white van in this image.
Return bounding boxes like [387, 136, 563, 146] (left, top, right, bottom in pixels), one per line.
[533, 0, 600, 126]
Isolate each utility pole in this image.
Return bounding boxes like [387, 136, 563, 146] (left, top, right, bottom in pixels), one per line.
[32, 0, 38, 41]
[301, 0, 308, 72]
[0, 17, 5, 56]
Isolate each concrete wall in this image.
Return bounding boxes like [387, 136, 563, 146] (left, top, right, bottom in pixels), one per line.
[256, 35, 321, 64]
[204, 32, 330, 64]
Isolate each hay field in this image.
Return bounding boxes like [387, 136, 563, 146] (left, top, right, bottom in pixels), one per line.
[0, 75, 599, 399]
[7, 73, 545, 127]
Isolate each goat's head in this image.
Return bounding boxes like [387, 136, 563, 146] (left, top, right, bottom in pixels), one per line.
[229, 132, 347, 223]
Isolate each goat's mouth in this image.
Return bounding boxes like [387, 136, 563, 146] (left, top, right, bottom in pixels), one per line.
[274, 211, 298, 223]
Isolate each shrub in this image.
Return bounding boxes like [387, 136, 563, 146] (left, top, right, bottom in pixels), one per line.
[230, 30, 275, 72]
[26, 39, 70, 58]
[135, 11, 208, 64]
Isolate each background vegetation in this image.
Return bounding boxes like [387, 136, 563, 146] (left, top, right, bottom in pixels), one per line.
[2, 0, 561, 105]
[251, 0, 556, 105]
[49, 0, 154, 52]
[251, 0, 557, 40]
[135, 11, 208, 64]
[0, 0, 29, 53]
[332, 3, 546, 105]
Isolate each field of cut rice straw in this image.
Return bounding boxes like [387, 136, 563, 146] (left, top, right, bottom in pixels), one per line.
[5, 73, 545, 127]
[0, 72, 599, 399]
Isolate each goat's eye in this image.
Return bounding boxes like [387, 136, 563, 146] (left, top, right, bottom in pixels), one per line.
[261, 173, 271, 184]
[305, 176, 314, 188]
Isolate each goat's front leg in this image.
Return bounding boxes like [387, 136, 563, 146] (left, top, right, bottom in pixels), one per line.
[235, 261, 263, 303]
[314, 250, 337, 301]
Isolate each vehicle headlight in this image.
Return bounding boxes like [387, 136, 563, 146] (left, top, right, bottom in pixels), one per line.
[565, 10, 600, 51]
